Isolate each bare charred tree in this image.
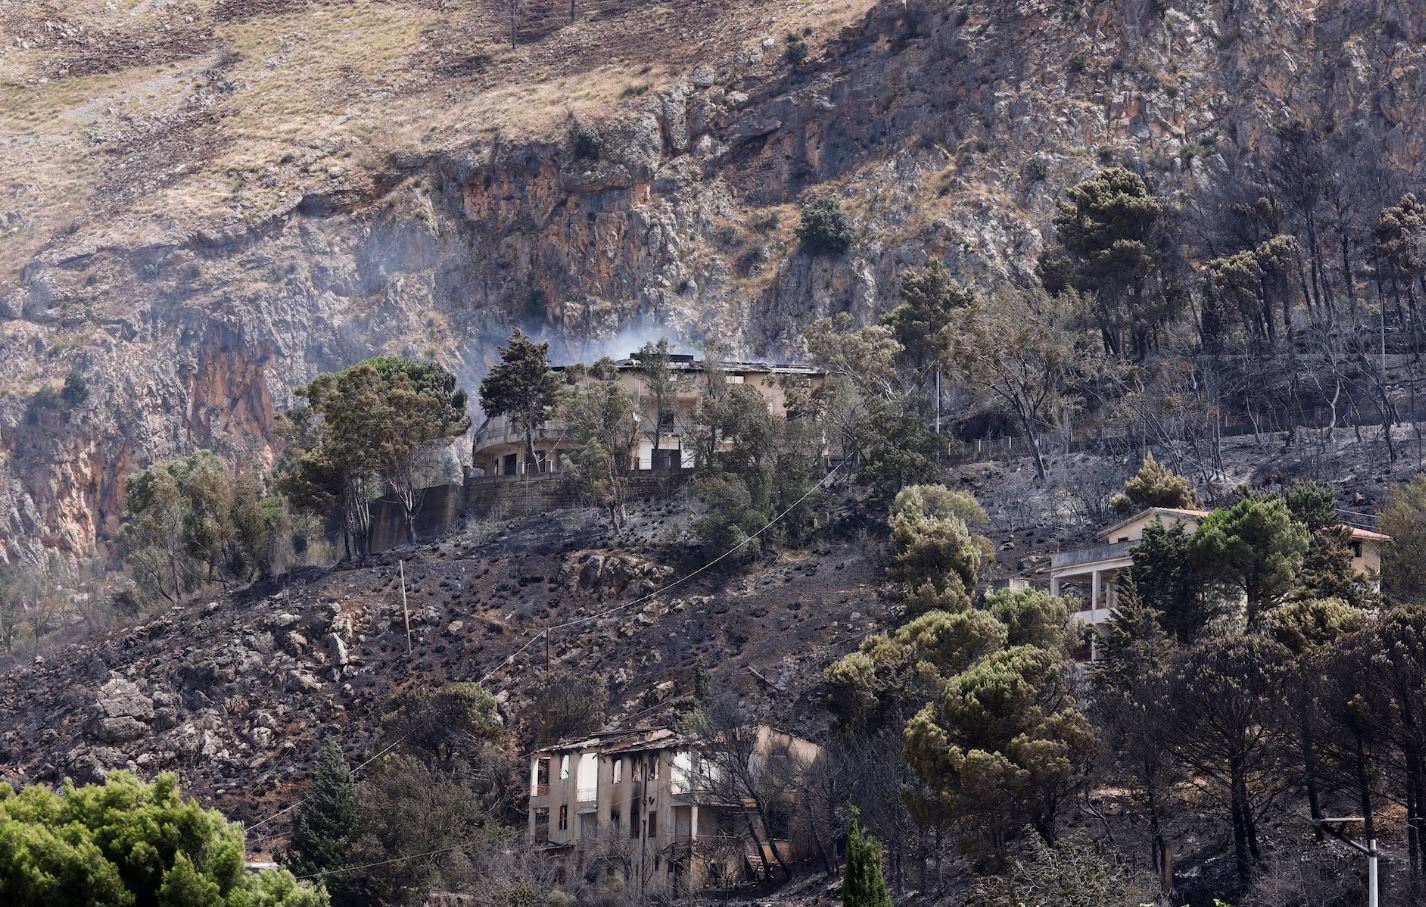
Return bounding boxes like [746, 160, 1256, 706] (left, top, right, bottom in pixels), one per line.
[1268, 120, 1336, 318]
[687, 694, 801, 884]
[793, 737, 859, 878]
[504, 0, 518, 48]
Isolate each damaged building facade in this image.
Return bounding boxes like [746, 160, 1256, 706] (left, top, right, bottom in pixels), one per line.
[527, 726, 822, 896]
[472, 354, 824, 479]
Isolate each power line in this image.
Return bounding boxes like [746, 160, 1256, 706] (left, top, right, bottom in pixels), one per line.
[243, 456, 851, 844]
[545, 455, 852, 635]
[245, 735, 408, 836]
[295, 845, 469, 881]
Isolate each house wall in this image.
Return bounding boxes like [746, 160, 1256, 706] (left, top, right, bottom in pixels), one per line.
[1099, 510, 1200, 544]
[472, 365, 822, 480]
[528, 731, 822, 896]
[466, 472, 692, 521]
[1353, 539, 1384, 578]
[364, 483, 467, 554]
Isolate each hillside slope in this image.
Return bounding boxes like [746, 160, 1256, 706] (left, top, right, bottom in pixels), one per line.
[0, 499, 892, 837]
[3, 0, 1426, 563]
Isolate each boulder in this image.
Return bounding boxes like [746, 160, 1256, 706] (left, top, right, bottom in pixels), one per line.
[326, 633, 349, 668]
[90, 677, 154, 743]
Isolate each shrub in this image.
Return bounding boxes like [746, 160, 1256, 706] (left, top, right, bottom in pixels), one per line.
[0, 771, 327, 906]
[784, 31, 809, 66]
[796, 196, 853, 256]
[567, 120, 600, 160]
[30, 384, 60, 411]
[61, 372, 88, 406]
[1111, 452, 1198, 514]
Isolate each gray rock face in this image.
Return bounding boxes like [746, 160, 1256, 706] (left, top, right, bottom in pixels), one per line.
[326, 633, 348, 668]
[90, 677, 154, 743]
[3, 0, 1425, 565]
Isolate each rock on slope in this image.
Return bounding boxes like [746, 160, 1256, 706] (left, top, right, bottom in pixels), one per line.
[3, 0, 1426, 562]
[0, 502, 889, 835]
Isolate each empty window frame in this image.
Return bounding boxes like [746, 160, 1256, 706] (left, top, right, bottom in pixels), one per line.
[576, 752, 598, 800]
[558, 805, 568, 831]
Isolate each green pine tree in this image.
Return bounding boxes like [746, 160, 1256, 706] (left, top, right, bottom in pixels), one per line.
[842, 811, 893, 907]
[283, 745, 362, 901]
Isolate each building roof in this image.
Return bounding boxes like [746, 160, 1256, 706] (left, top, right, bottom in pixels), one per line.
[1097, 506, 1392, 543]
[531, 723, 814, 757]
[552, 355, 824, 377]
[1098, 506, 1209, 540]
[531, 726, 692, 756]
[1348, 526, 1392, 542]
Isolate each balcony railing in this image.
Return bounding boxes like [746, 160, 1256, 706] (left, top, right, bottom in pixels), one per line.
[1050, 540, 1134, 571]
[472, 415, 569, 452]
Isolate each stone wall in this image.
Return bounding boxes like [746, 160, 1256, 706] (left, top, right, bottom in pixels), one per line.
[466, 472, 694, 522]
[367, 483, 468, 553]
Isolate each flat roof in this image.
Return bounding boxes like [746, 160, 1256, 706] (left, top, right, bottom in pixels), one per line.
[551, 356, 823, 377]
[532, 726, 689, 756]
[1097, 507, 1391, 543]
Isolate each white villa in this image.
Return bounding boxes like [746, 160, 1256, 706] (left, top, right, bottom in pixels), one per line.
[472, 354, 823, 479]
[1050, 506, 1391, 631]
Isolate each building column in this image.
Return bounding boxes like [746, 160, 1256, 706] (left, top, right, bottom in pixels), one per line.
[1049, 574, 1060, 598]
[1090, 570, 1100, 622]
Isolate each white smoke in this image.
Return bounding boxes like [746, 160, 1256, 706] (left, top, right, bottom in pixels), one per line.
[544, 319, 699, 366]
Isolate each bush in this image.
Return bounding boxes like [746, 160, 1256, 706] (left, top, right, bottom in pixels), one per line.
[567, 120, 600, 160]
[61, 372, 89, 406]
[969, 835, 1156, 907]
[1111, 452, 1199, 514]
[796, 196, 853, 256]
[529, 670, 609, 746]
[784, 31, 809, 66]
[887, 484, 989, 615]
[26, 384, 60, 422]
[0, 771, 327, 906]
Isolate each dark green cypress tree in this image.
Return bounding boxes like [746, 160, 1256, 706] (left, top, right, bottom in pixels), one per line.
[843, 811, 893, 907]
[283, 744, 362, 901]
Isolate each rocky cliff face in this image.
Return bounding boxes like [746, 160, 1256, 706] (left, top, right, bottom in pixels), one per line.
[3, 0, 1425, 562]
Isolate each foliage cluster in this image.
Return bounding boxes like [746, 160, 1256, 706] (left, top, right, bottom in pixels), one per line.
[0, 771, 326, 907]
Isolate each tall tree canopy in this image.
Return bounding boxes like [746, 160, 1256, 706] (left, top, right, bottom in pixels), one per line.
[1191, 494, 1309, 623]
[940, 285, 1086, 480]
[281, 357, 469, 551]
[1046, 167, 1171, 357]
[478, 331, 559, 475]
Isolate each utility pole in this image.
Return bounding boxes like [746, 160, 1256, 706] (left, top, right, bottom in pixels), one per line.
[399, 559, 412, 655]
[1303, 815, 1377, 907]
